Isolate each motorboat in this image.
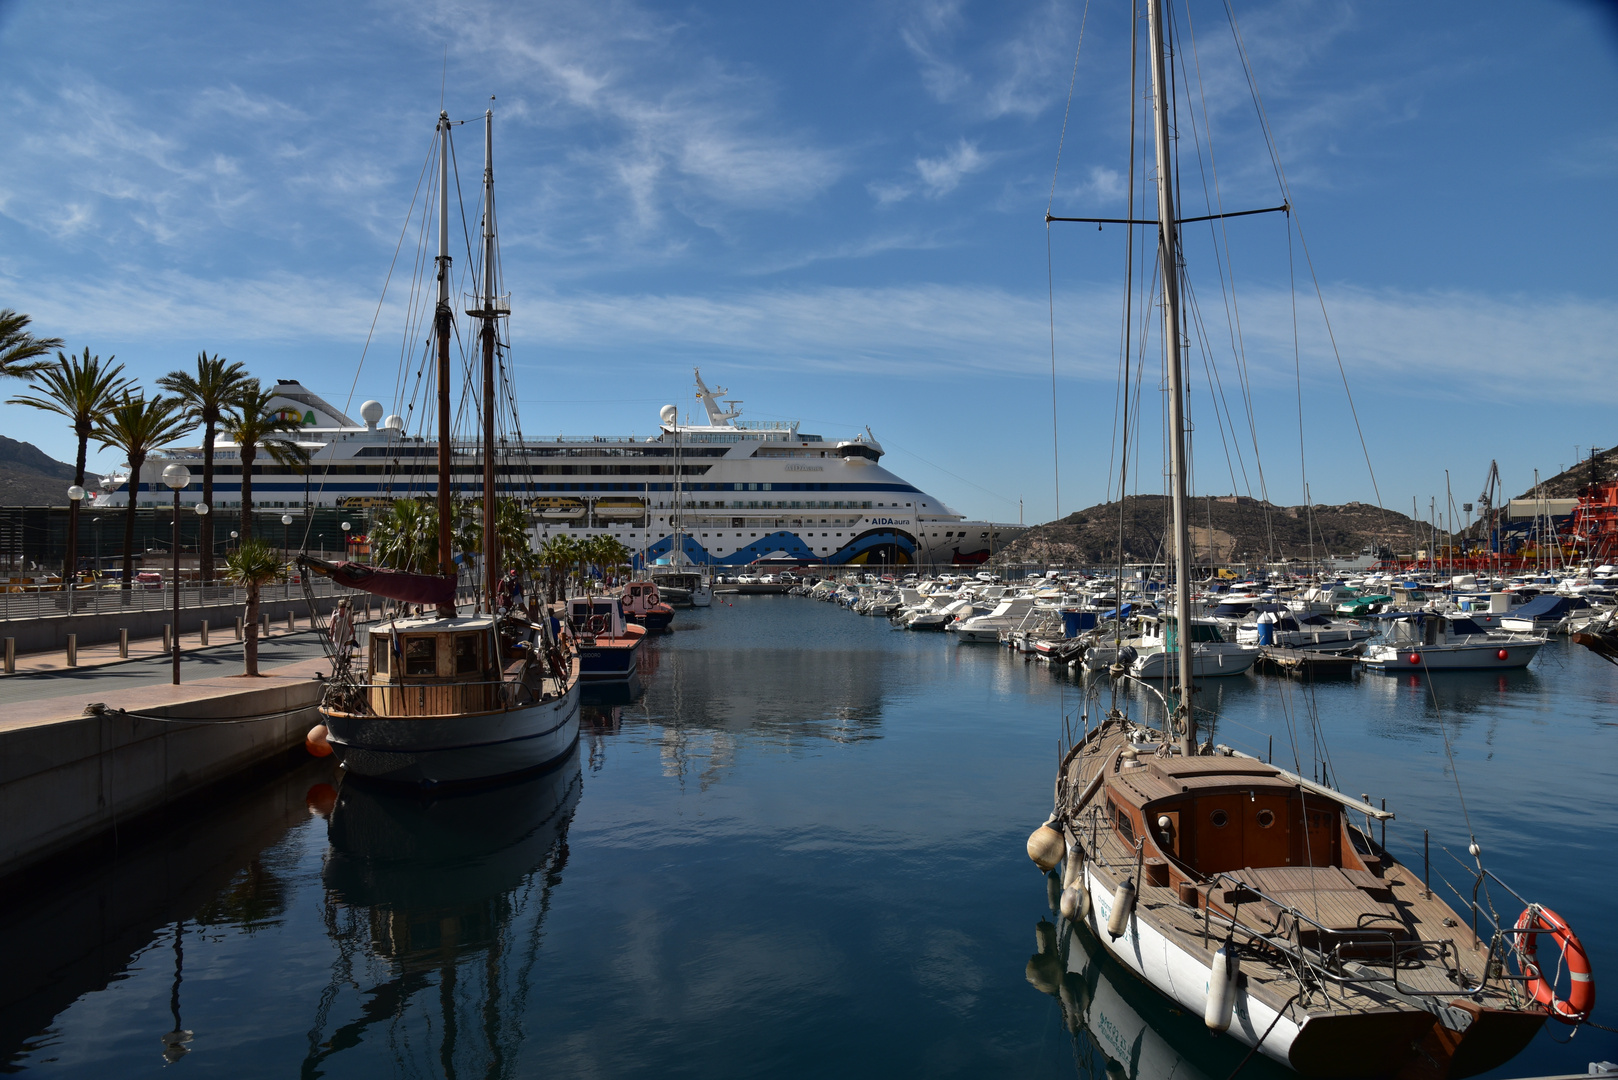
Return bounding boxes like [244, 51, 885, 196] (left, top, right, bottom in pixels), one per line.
[1361, 613, 1546, 671]
[1129, 617, 1258, 679]
[955, 596, 1037, 642]
[620, 579, 675, 632]
[1235, 612, 1370, 652]
[566, 595, 647, 680]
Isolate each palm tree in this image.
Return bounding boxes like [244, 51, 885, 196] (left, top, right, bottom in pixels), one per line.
[159, 353, 249, 584]
[537, 534, 579, 603]
[370, 497, 435, 571]
[0, 309, 64, 381]
[93, 393, 191, 590]
[223, 380, 311, 540]
[9, 349, 129, 581]
[223, 538, 282, 676]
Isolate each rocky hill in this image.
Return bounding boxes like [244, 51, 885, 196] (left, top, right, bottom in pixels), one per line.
[1512, 445, 1618, 501]
[1001, 494, 1421, 566]
[0, 436, 99, 505]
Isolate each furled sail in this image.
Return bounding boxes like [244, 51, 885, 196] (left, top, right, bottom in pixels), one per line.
[300, 555, 456, 607]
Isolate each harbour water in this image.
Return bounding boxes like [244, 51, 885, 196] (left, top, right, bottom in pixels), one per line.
[3, 595, 1615, 1077]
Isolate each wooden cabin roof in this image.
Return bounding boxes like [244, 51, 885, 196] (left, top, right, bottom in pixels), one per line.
[1112, 753, 1298, 806]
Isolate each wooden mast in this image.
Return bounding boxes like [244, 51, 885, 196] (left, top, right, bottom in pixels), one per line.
[1146, 0, 1197, 752]
[479, 107, 499, 612]
[435, 111, 457, 618]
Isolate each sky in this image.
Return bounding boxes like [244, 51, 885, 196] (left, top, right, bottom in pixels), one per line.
[0, 0, 1615, 528]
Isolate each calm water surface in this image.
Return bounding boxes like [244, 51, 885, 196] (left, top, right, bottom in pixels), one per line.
[4, 596, 1615, 1077]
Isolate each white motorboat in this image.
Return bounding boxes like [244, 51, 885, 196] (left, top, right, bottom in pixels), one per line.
[955, 595, 1037, 642]
[1129, 617, 1258, 679]
[1234, 612, 1370, 652]
[1361, 613, 1546, 671]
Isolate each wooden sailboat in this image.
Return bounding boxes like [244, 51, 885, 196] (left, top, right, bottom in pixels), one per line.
[1030, 4, 1591, 1076]
[310, 108, 581, 786]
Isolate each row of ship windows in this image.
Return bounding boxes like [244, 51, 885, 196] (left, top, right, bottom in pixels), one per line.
[204, 464, 717, 477]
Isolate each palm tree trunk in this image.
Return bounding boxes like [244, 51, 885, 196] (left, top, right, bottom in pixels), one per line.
[200, 423, 215, 583]
[67, 427, 87, 584]
[240, 445, 255, 541]
[121, 454, 142, 590]
[244, 584, 259, 676]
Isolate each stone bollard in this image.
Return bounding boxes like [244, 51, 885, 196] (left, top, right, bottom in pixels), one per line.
[4, 637, 14, 675]
[66, 633, 77, 667]
[163, 624, 173, 655]
[261, 611, 270, 637]
[200, 620, 209, 647]
[119, 628, 129, 658]
[235, 616, 243, 641]
[287, 612, 295, 633]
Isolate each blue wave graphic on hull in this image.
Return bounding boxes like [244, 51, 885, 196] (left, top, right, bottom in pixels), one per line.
[637, 529, 916, 567]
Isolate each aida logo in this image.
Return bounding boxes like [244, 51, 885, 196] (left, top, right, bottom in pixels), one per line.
[273, 408, 317, 426]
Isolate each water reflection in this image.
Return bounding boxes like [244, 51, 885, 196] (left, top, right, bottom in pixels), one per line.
[307, 754, 582, 1078]
[1026, 915, 1291, 1080]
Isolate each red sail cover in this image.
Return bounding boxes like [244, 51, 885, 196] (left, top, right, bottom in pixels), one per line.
[303, 557, 456, 607]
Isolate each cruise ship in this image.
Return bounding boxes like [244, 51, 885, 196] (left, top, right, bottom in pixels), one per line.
[91, 370, 1025, 567]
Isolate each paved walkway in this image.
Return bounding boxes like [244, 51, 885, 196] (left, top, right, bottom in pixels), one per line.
[0, 626, 348, 706]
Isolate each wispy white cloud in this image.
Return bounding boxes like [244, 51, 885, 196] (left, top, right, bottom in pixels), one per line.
[896, 0, 1073, 120]
[870, 138, 991, 204]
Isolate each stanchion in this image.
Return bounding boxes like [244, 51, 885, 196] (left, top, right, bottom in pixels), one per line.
[163, 624, 173, 655]
[287, 612, 295, 633]
[4, 637, 14, 674]
[119, 628, 129, 658]
[261, 612, 269, 637]
[235, 616, 243, 641]
[66, 634, 77, 667]
[200, 620, 209, 647]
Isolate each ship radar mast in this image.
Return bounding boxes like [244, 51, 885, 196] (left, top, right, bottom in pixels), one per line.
[692, 367, 741, 427]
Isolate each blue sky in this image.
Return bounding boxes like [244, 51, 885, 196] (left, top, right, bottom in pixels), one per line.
[0, 0, 1615, 527]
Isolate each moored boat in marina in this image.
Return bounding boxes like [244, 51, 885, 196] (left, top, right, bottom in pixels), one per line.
[310, 108, 581, 787]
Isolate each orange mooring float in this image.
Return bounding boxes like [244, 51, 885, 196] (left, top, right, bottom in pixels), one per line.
[1516, 905, 1596, 1023]
[305, 724, 333, 757]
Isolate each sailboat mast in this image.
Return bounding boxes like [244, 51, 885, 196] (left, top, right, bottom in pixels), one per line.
[481, 108, 499, 611]
[435, 111, 457, 618]
[1146, 0, 1197, 752]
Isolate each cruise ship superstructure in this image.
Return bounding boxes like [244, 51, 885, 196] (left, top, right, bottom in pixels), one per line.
[92, 370, 1024, 567]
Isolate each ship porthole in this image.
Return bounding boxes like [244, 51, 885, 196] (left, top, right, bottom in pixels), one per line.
[1256, 809, 1275, 829]
[1210, 809, 1229, 828]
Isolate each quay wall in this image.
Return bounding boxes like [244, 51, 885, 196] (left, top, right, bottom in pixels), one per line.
[0, 593, 344, 654]
[0, 662, 324, 878]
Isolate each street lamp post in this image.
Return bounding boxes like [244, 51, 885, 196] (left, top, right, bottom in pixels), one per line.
[341, 520, 351, 563]
[194, 502, 210, 597]
[162, 465, 192, 685]
[282, 514, 294, 597]
[66, 485, 84, 615]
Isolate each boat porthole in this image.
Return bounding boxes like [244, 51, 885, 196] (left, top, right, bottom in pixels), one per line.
[1210, 809, 1229, 828]
[1256, 809, 1275, 829]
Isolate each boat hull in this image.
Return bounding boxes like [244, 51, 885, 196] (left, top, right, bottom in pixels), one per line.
[325, 686, 581, 787]
[1131, 645, 1258, 678]
[1362, 641, 1542, 671]
[577, 638, 642, 680]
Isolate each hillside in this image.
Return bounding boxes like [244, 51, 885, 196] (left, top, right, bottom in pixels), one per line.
[0, 437, 100, 505]
[1001, 494, 1421, 566]
[1512, 445, 1618, 501]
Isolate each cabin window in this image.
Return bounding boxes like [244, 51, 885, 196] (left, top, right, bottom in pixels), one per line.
[1256, 808, 1276, 829]
[404, 637, 437, 676]
[454, 634, 479, 675]
[373, 636, 390, 675]
[1210, 809, 1230, 829]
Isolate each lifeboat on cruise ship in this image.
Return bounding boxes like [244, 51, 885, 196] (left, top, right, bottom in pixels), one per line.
[594, 497, 648, 521]
[533, 496, 587, 520]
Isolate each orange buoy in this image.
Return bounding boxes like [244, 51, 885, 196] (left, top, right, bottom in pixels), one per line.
[1498, 649, 1509, 660]
[1515, 905, 1595, 1023]
[305, 782, 338, 817]
[305, 724, 333, 757]
[1408, 653, 1421, 664]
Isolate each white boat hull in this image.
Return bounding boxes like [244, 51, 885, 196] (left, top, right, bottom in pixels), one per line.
[1083, 863, 1301, 1068]
[1361, 640, 1543, 671]
[1131, 645, 1258, 678]
[326, 686, 581, 786]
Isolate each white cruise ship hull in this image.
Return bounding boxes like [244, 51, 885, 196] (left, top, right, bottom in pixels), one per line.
[326, 686, 581, 786]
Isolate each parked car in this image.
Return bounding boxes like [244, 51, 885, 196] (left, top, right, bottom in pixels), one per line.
[135, 571, 164, 588]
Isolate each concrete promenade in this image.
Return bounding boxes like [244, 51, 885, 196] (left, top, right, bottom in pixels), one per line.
[0, 622, 356, 879]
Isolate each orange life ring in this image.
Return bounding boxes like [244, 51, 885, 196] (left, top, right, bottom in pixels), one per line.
[1515, 905, 1595, 1023]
